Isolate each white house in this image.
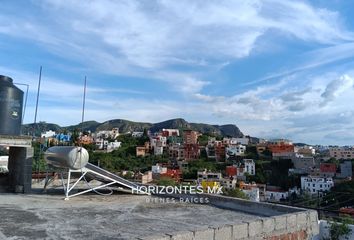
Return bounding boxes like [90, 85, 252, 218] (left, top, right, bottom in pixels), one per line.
[244, 159, 255, 175]
[41, 130, 56, 138]
[151, 164, 167, 174]
[242, 188, 260, 202]
[132, 132, 144, 138]
[265, 190, 288, 202]
[107, 141, 121, 152]
[230, 137, 249, 145]
[301, 176, 334, 195]
[226, 144, 246, 159]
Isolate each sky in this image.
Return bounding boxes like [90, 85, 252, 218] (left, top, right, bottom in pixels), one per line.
[1, 0, 354, 145]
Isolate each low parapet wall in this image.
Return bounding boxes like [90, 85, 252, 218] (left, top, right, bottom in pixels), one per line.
[145, 194, 319, 240]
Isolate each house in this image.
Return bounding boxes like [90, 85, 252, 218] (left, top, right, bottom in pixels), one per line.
[206, 138, 225, 161]
[320, 163, 337, 177]
[132, 132, 144, 138]
[301, 176, 334, 195]
[168, 144, 184, 161]
[256, 143, 268, 155]
[292, 154, 316, 170]
[239, 182, 266, 201]
[267, 139, 294, 158]
[54, 133, 72, 143]
[79, 135, 94, 145]
[265, 189, 288, 202]
[95, 139, 121, 151]
[329, 147, 354, 160]
[229, 137, 249, 145]
[220, 177, 237, 191]
[225, 144, 246, 159]
[95, 128, 119, 139]
[295, 146, 315, 156]
[136, 142, 150, 157]
[184, 144, 200, 160]
[161, 129, 180, 137]
[197, 170, 222, 182]
[338, 161, 353, 179]
[137, 171, 153, 184]
[244, 159, 255, 176]
[41, 130, 56, 138]
[265, 186, 289, 202]
[151, 164, 167, 174]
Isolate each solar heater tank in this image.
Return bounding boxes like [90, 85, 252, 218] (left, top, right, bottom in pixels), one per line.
[44, 146, 89, 170]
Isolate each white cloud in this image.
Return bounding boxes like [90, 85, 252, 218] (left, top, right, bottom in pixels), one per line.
[0, 0, 352, 94]
[320, 74, 354, 106]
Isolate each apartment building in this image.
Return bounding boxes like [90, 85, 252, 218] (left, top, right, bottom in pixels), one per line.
[267, 139, 295, 158]
[183, 130, 199, 144]
[301, 176, 334, 195]
[329, 147, 354, 160]
[206, 138, 225, 161]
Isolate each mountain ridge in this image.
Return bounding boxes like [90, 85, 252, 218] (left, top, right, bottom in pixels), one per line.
[22, 118, 244, 137]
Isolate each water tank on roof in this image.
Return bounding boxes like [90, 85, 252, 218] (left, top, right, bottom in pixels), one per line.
[0, 75, 24, 136]
[44, 146, 89, 170]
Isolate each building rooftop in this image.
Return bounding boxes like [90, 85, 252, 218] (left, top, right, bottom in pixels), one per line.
[0, 193, 319, 240]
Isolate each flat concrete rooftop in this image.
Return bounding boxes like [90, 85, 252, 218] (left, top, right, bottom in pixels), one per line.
[0, 193, 319, 240]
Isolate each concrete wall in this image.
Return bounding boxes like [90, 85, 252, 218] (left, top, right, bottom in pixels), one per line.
[138, 210, 318, 240]
[147, 194, 319, 240]
[7, 146, 33, 193]
[313, 220, 354, 240]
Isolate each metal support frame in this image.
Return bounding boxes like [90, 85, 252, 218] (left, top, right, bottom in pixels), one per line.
[60, 167, 140, 200]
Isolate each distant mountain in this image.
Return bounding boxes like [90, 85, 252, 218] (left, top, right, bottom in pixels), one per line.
[22, 122, 62, 136]
[22, 118, 244, 137]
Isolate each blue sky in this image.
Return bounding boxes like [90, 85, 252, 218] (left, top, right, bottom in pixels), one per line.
[1, 0, 354, 145]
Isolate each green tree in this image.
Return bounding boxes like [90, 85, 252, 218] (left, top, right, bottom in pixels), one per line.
[156, 177, 176, 186]
[224, 188, 249, 200]
[323, 219, 352, 240]
[198, 134, 209, 146]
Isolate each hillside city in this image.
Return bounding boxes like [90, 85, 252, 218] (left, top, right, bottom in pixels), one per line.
[5, 119, 351, 220]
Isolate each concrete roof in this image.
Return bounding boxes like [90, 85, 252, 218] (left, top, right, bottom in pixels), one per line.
[0, 194, 261, 239]
[0, 193, 318, 240]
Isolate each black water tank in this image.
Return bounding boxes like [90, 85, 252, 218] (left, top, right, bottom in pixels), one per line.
[0, 75, 24, 135]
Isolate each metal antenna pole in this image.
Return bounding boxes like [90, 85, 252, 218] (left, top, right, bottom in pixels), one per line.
[34, 66, 42, 134]
[33, 66, 42, 181]
[81, 76, 87, 129]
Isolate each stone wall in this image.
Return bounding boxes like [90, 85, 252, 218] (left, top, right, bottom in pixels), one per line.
[144, 194, 319, 240]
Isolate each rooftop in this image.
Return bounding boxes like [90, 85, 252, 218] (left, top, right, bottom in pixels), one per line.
[0, 192, 319, 240]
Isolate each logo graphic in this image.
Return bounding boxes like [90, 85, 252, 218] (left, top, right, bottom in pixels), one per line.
[10, 109, 19, 119]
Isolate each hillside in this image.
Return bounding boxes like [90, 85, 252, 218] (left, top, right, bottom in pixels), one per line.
[22, 118, 244, 137]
